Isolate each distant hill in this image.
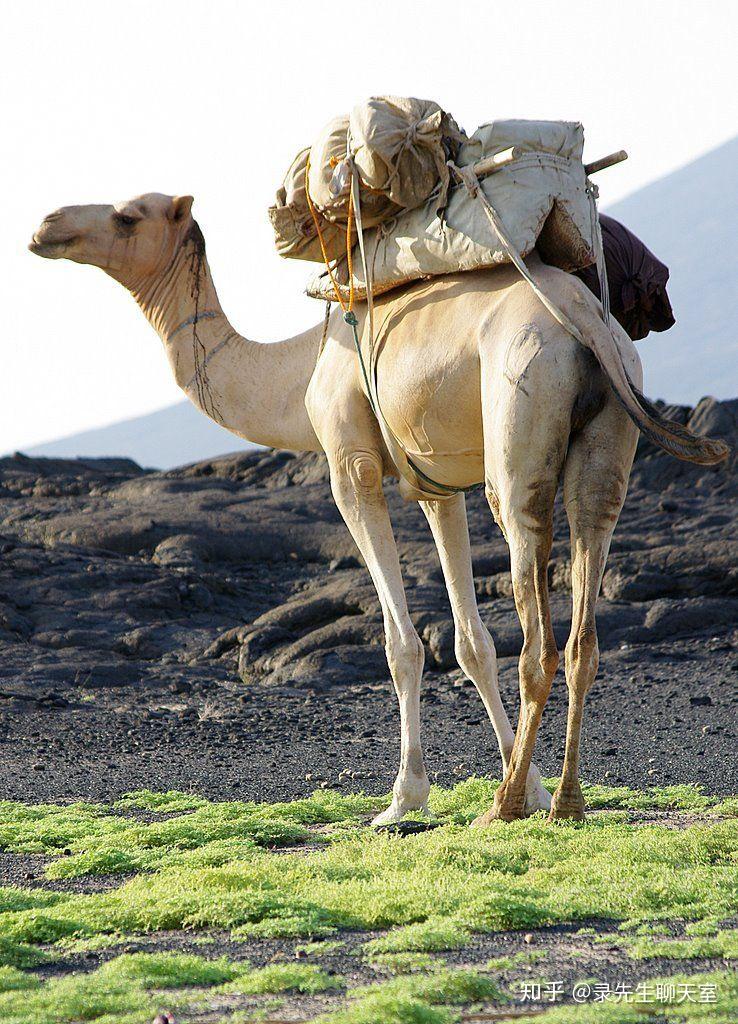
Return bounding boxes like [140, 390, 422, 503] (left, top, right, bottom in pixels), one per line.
[21, 138, 737, 467]
[606, 135, 738, 403]
[23, 402, 257, 470]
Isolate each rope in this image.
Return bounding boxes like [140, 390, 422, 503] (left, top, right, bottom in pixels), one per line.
[448, 162, 592, 345]
[587, 183, 613, 327]
[304, 156, 354, 314]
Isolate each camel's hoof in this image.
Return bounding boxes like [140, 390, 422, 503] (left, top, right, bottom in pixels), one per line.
[547, 792, 586, 823]
[371, 801, 430, 827]
[471, 801, 525, 827]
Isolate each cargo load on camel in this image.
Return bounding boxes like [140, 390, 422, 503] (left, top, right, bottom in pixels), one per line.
[270, 98, 601, 299]
[269, 95, 672, 343]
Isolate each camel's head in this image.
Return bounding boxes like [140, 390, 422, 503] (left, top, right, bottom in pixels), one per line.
[29, 193, 196, 285]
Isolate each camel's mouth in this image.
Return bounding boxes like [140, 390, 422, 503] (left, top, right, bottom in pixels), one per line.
[28, 234, 78, 258]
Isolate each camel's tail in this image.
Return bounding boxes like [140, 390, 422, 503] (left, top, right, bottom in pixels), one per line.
[579, 315, 729, 466]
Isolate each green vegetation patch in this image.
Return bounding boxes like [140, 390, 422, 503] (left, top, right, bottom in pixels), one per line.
[0, 787, 732, 954]
[0, 936, 48, 969]
[114, 790, 211, 814]
[42, 790, 389, 880]
[0, 951, 342, 1024]
[426, 779, 721, 824]
[0, 782, 722, 878]
[363, 917, 471, 954]
[365, 951, 440, 974]
[0, 783, 733, 1021]
[44, 808, 316, 879]
[218, 961, 343, 996]
[0, 801, 122, 855]
[629, 928, 738, 960]
[315, 968, 503, 1024]
[295, 939, 346, 957]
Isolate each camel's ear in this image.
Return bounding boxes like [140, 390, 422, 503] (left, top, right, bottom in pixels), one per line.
[170, 195, 194, 222]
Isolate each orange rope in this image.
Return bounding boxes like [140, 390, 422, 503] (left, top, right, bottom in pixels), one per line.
[304, 155, 354, 314]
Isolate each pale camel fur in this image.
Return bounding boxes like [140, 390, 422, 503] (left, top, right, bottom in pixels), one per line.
[29, 194, 727, 824]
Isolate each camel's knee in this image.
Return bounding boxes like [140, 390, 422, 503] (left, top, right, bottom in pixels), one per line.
[385, 621, 424, 684]
[565, 625, 599, 693]
[455, 619, 497, 681]
[347, 450, 383, 492]
[519, 640, 558, 709]
[330, 449, 384, 506]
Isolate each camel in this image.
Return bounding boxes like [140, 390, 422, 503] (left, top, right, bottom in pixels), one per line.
[29, 193, 727, 825]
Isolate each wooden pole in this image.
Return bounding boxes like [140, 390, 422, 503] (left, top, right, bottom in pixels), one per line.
[470, 148, 628, 181]
[584, 150, 628, 175]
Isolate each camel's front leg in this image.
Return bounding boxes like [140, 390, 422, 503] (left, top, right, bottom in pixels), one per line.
[420, 494, 551, 815]
[327, 447, 429, 824]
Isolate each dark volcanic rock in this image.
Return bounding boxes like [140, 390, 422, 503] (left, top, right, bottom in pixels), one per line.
[0, 397, 735, 801]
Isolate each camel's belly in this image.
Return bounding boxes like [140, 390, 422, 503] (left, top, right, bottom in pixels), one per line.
[376, 345, 485, 490]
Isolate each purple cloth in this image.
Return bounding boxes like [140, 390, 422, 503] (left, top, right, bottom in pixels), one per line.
[576, 214, 675, 341]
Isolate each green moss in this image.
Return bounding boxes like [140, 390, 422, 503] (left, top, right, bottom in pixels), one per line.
[0, 800, 732, 951]
[0, 781, 724, 887]
[710, 798, 738, 818]
[0, 888, 63, 914]
[580, 783, 714, 812]
[295, 939, 346, 957]
[0, 967, 40, 993]
[486, 950, 546, 970]
[219, 962, 343, 995]
[0, 951, 341, 1023]
[0, 802, 122, 854]
[316, 968, 503, 1024]
[55, 933, 129, 954]
[425, 780, 716, 824]
[114, 790, 210, 813]
[0, 968, 159, 1024]
[97, 950, 237, 987]
[366, 952, 440, 974]
[685, 918, 724, 936]
[0, 785, 732, 1022]
[45, 809, 316, 880]
[363, 917, 471, 954]
[617, 920, 671, 936]
[0, 937, 48, 969]
[629, 929, 738, 960]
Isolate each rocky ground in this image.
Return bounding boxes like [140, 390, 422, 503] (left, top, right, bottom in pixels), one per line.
[0, 397, 736, 805]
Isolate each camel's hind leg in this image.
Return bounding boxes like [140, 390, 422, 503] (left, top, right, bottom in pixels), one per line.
[549, 395, 638, 821]
[473, 340, 571, 825]
[420, 494, 551, 813]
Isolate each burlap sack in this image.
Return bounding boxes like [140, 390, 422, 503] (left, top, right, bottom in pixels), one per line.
[306, 115, 396, 228]
[306, 120, 596, 302]
[269, 96, 465, 263]
[350, 96, 465, 212]
[268, 146, 347, 263]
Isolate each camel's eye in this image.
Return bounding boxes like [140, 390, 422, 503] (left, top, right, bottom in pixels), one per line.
[113, 212, 139, 228]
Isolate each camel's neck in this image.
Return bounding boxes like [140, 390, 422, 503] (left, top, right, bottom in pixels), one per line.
[124, 227, 322, 452]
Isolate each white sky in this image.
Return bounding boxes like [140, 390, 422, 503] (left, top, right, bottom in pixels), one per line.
[3, 0, 737, 453]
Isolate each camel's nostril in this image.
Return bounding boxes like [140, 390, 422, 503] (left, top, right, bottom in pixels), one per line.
[43, 211, 64, 224]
